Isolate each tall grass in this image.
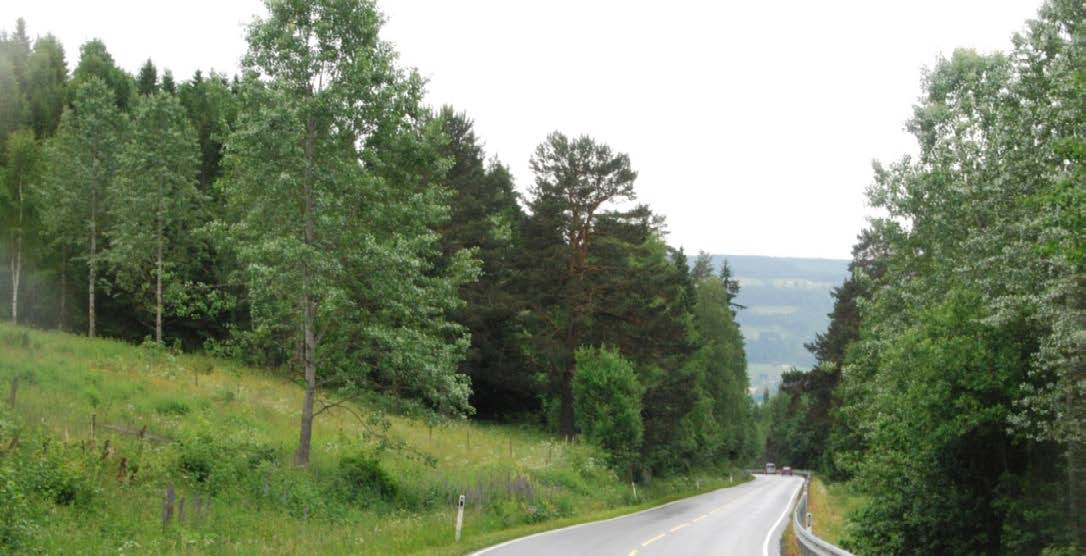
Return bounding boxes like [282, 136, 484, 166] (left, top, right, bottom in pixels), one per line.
[806, 475, 866, 547]
[0, 323, 745, 554]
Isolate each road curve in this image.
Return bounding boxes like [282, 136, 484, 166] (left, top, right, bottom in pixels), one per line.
[471, 474, 805, 556]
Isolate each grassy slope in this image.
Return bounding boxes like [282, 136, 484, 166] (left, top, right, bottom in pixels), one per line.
[0, 323, 747, 554]
[806, 475, 866, 547]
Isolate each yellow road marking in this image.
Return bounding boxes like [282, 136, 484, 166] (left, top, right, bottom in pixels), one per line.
[693, 514, 709, 522]
[670, 523, 690, 533]
[642, 533, 666, 547]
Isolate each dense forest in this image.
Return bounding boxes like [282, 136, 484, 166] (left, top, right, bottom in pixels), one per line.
[0, 0, 756, 480]
[766, 1, 1084, 553]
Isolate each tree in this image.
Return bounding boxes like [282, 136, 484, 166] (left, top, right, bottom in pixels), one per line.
[435, 107, 531, 418]
[39, 78, 126, 338]
[23, 34, 67, 138]
[109, 92, 200, 344]
[136, 59, 157, 96]
[178, 70, 238, 192]
[160, 70, 176, 95]
[222, 0, 476, 466]
[70, 39, 132, 110]
[692, 274, 751, 461]
[717, 259, 743, 312]
[828, 3, 1086, 548]
[690, 251, 714, 283]
[573, 346, 643, 474]
[2, 129, 40, 325]
[0, 55, 26, 153]
[526, 131, 637, 437]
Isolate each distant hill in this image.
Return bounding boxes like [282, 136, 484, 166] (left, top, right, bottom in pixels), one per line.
[707, 255, 849, 396]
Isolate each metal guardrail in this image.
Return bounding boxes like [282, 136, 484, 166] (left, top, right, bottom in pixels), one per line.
[791, 477, 855, 556]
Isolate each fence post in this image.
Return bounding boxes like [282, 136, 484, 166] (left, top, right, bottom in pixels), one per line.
[455, 494, 466, 541]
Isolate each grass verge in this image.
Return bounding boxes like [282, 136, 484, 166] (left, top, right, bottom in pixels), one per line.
[806, 475, 866, 548]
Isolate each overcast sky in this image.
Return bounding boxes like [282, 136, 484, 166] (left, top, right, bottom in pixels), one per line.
[2, 1, 1046, 259]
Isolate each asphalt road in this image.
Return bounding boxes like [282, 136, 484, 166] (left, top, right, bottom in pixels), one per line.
[472, 474, 805, 556]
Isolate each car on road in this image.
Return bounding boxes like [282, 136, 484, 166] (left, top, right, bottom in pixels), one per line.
[781, 466, 793, 476]
[765, 462, 775, 474]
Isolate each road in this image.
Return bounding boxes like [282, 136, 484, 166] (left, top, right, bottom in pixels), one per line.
[472, 474, 805, 556]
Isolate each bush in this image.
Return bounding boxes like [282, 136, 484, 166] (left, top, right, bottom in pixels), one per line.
[572, 347, 643, 474]
[334, 452, 399, 506]
[153, 397, 191, 416]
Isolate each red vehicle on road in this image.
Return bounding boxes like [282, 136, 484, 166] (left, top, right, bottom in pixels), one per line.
[781, 466, 793, 476]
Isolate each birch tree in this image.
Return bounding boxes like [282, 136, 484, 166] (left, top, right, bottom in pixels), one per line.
[222, 0, 476, 466]
[109, 92, 200, 344]
[40, 77, 125, 338]
[2, 129, 39, 325]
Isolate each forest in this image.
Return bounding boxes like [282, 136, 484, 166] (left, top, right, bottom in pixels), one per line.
[765, 0, 1084, 553]
[0, 0, 756, 483]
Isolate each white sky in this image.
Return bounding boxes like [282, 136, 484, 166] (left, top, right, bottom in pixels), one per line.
[2, 0, 1045, 259]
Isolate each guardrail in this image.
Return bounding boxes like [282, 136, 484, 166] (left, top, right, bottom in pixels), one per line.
[791, 476, 855, 556]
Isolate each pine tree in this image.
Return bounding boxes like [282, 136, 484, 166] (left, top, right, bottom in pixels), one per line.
[526, 131, 637, 437]
[24, 34, 67, 138]
[136, 59, 157, 96]
[435, 107, 530, 417]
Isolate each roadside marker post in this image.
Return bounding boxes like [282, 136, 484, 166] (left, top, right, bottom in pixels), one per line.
[455, 494, 465, 541]
[806, 512, 813, 531]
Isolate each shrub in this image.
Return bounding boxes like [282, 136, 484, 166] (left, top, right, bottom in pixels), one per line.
[572, 346, 643, 474]
[153, 397, 191, 416]
[334, 452, 398, 506]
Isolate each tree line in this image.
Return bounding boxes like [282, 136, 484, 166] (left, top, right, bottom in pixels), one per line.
[765, 1, 1083, 553]
[0, 0, 757, 476]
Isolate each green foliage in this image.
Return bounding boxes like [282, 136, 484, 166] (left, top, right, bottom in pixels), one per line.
[70, 39, 133, 110]
[39, 77, 127, 337]
[108, 91, 202, 343]
[435, 107, 532, 419]
[798, 3, 1086, 552]
[23, 34, 67, 137]
[221, 1, 477, 442]
[335, 452, 399, 505]
[573, 347, 643, 472]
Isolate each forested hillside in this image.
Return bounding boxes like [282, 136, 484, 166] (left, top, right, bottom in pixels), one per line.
[706, 255, 849, 395]
[766, 1, 1084, 553]
[0, 1, 759, 551]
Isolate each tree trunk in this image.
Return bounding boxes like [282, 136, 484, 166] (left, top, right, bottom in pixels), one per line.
[559, 363, 575, 439]
[88, 218, 96, 338]
[10, 174, 23, 325]
[293, 305, 316, 466]
[155, 214, 163, 344]
[1068, 382, 1081, 545]
[293, 115, 318, 467]
[10, 239, 19, 326]
[59, 247, 67, 331]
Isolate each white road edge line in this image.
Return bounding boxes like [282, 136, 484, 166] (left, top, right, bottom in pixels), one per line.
[468, 480, 753, 555]
[761, 478, 803, 556]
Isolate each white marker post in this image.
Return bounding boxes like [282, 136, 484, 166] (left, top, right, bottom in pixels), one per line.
[455, 494, 466, 541]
